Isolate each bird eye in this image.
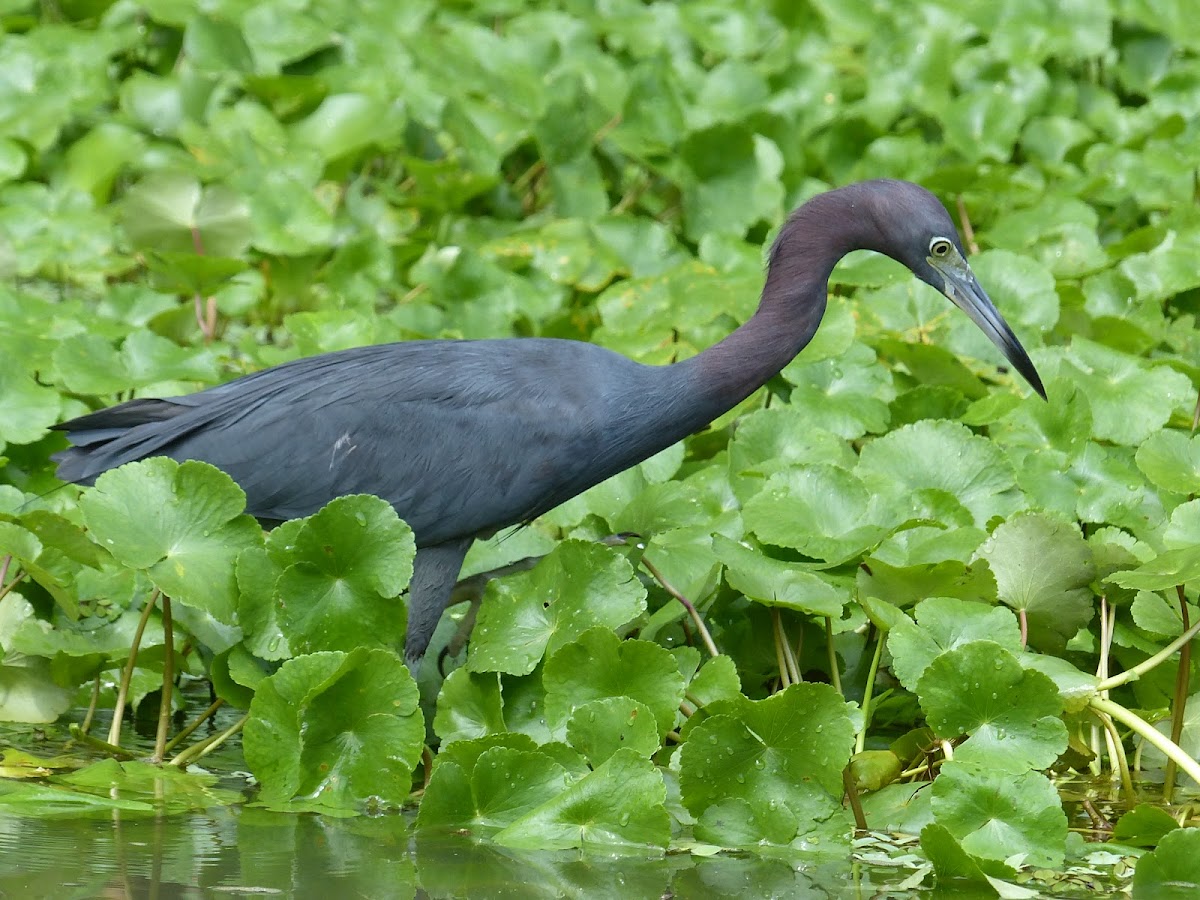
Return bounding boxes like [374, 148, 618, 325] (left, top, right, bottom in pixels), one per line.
[929, 238, 953, 257]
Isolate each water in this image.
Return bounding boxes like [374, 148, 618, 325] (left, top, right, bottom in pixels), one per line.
[0, 702, 1137, 898]
[0, 808, 903, 899]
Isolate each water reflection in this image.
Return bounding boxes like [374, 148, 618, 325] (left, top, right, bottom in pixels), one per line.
[0, 808, 874, 898]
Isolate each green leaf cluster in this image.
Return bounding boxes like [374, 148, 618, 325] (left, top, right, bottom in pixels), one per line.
[0, 0, 1199, 884]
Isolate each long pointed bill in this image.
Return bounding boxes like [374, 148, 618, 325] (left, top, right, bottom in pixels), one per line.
[931, 252, 1047, 399]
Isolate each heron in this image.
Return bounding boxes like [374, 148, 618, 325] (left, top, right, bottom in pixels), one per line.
[53, 179, 1045, 665]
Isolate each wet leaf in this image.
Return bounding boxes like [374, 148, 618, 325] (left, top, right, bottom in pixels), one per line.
[243, 648, 423, 807]
[468, 542, 646, 676]
[975, 513, 1095, 654]
[80, 459, 263, 624]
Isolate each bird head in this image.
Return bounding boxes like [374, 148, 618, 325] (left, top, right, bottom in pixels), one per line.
[851, 180, 1047, 399]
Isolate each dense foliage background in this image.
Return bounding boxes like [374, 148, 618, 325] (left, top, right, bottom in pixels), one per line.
[2, 0, 1200, 894]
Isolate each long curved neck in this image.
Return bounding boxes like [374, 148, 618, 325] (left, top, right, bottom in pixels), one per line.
[663, 189, 870, 435]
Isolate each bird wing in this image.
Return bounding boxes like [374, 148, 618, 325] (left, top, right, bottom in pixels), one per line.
[54, 339, 649, 545]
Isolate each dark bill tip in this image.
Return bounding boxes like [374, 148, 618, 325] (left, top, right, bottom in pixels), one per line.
[942, 266, 1046, 401]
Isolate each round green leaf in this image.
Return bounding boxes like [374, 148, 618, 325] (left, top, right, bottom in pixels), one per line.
[931, 762, 1067, 869]
[742, 465, 889, 565]
[1136, 430, 1200, 495]
[467, 542, 646, 676]
[493, 748, 669, 850]
[275, 495, 414, 654]
[543, 628, 684, 740]
[887, 597, 1022, 692]
[0, 368, 61, 446]
[120, 172, 252, 258]
[713, 534, 848, 617]
[857, 420, 1017, 526]
[80, 459, 262, 623]
[1113, 803, 1180, 849]
[1132, 827, 1200, 899]
[417, 745, 570, 835]
[1064, 340, 1193, 446]
[433, 669, 505, 746]
[243, 648, 423, 807]
[917, 641, 1067, 773]
[679, 683, 855, 840]
[975, 513, 1095, 655]
[566, 697, 661, 766]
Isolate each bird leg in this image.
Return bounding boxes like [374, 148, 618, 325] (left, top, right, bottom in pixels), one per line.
[404, 538, 473, 667]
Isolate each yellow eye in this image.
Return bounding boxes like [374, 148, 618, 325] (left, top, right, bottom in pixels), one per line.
[930, 238, 953, 257]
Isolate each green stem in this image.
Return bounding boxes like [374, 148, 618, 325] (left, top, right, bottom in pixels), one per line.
[1096, 615, 1200, 693]
[825, 617, 842, 696]
[780, 615, 802, 685]
[1090, 696, 1200, 787]
[640, 555, 720, 659]
[79, 673, 101, 736]
[169, 712, 248, 768]
[1092, 708, 1135, 799]
[855, 629, 885, 755]
[1163, 585, 1192, 803]
[163, 698, 224, 754]
[0, 570, 27, 604]
[771, 609, 791, 688]
[151, 596, 174, 763]
[108, 589, 159, 748]
[843, 765, 868, 832]
[69, 723, 138, 760]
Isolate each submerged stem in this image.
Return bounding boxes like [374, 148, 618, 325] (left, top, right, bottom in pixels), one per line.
[80, 673, 102, 736]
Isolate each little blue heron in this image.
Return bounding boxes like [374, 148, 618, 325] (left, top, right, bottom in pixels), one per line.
[53, 180, 1045, 664]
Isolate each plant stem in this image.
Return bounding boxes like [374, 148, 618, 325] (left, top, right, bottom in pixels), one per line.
[1018, 607, 1028, 650]
[151, 596, 174, 763]
[0, 570, 27, 604]
[780, 614, 802, 685]
[843, 766, 868, 832]
[108, 589, 159, 748]
[1090, 696, 1200, 787]
[69, 724, 138, 760]
[825, 617, 843, 695]
[1092, 707, 1135, 799]
[169, 712, 248, 768]
[1163, 585, 1192, 803]
[80, 673, 102, 735]
[855, 629, 885, 755]
[772, 609, 791, 688]
[1096, 615, 1200, 692]
[640, 554, 720, 658]
[163, 698, 225, 754]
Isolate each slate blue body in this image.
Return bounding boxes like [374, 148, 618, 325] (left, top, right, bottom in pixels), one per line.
[53, 180, 1045, 663]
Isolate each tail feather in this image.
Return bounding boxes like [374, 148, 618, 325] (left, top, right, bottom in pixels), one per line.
[52, 398, 191, 485]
